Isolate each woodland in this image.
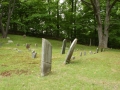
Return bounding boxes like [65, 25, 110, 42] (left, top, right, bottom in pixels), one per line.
[0, 0, 120, 48]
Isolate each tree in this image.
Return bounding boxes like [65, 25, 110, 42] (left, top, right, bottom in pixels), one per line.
[81, 0, 119, 49]
[0, 0, 15, 38]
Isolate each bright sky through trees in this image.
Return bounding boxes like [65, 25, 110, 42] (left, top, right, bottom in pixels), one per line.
[60, 0, 64, 3]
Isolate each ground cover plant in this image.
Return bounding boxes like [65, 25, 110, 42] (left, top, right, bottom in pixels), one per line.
[0, 34, 120, 90]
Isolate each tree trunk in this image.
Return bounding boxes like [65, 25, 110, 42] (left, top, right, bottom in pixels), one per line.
[81, 0, 118, 49]
[0, 0, 15, 38]
[103, 0, 110, 48]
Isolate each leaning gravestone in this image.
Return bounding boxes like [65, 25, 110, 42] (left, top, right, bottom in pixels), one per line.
[41, 38, 52, 76]
[64, 38, 77, 64]
[61, 39, 66, 54]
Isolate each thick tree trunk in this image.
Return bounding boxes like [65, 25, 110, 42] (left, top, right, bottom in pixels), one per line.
[82, 0, 118, 49]
[103, 0, 110, 48]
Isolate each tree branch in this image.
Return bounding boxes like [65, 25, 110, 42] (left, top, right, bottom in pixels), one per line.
[109, 0, 118, 13]
[81, 0, 92, 9]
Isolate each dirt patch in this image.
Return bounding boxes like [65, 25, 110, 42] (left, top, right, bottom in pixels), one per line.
[0, 69, 30, 77]
[1, 64, 8, 67]
[0, 71, 11, 77]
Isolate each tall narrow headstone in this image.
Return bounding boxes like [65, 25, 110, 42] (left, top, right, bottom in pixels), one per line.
[41, 38, 52, 76]
[61, 39, 66, 54]
[64, 38, 77, 64]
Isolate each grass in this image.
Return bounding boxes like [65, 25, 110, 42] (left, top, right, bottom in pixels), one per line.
[0, 34, 120, 90]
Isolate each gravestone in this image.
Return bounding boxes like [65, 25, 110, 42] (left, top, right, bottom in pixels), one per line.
[64, 38, 77, 64]
[32, 50, 37, 58]
[7, 37, 10, 39]
[61, 39, 66, 54]
[96, 48, 99, 53]
[8, 40, 13, 43]
[71, 56, 75, 60]
[84, 51, 86, 56]
[41, 38, 52, 76]
[80, 52, 82, 56]
[26, 43, 30, 49]
[23, 34, 26, 38]
[16, 43, 20, 46]
[35, 43, 37, 47]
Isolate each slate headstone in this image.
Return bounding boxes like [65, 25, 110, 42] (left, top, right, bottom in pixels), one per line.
[64, 38, 77, 64]
[32, 50, 37, 58]
[61, 39, 66, 54]
[80, 52, 82, 56]
[41, 38, 52, 76]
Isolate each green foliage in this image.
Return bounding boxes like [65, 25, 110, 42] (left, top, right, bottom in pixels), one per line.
[1, 0, 120, 48]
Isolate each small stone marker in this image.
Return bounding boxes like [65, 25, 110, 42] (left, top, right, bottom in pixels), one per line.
[64, 38, 77, 64]
[32, 50, 37, 58]
[96, 48, 99, 53]
[8, 40, 13, 43]
[23, 34, 26, 38]
[89, 51, 93, 54]
[16, 43, 20, 46]
[7, 37, 10, 39]
[26, 43, 30, 49]
[61, 39, 66, 54]
[35, 43, 37, 47]
[41, 38, 52, 76]
[71, 56, 75, 60]
[80, 52, 82, 56]
[84, 51, 86, 56]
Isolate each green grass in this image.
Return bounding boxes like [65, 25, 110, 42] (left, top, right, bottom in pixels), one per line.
[0, 34, 120, 90]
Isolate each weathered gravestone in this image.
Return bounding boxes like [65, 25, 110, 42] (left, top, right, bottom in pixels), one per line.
[41, 38, 52, 76]
[96, 48, 99, 53]
[32, 50, 37, 58]
[35, 43, 37, 47]
[84, 51, 86, 56]
[80, 52, 82, 56]
[26, 43, 30, 49]
[16, 43, 20, 46]
[61, 39, 66, 54]
[8, 40, 13, 43]
[64, 38, 77, 64]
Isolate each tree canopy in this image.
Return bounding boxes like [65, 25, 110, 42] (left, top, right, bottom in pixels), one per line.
[0, 0, 120, 48]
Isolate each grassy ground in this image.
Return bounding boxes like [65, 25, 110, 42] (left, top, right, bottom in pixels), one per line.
[0, 34, 120, 90]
